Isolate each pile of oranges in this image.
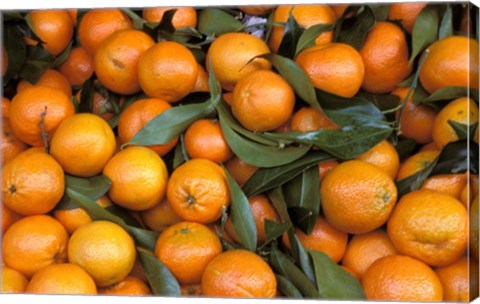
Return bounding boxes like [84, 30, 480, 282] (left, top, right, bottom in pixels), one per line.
[1, 3, 479, 302]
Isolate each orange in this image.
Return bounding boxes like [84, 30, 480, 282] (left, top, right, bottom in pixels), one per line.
[360, 22, 412, 94]
[17, 69, 72, 97]
[283, 216, 348, 263]
[167, 158, 230, 224]
[222, 92, 233, 106]
[155, 221, 222, 284]
[470, 194, 479, 261]
[99, 276, 151, 296]
[419, 142, 440, 152]
[192, 63, 210, 93]
[341, 229, 398, 279]
[181, 284, 203, 296]
[434, 256, 473, 302]
[141, 197, 183, 232]
[388, 3, 427, 33]
[290, 107, 338, 133]
[78, 9, 133, 56]
[118, 98, 178, 156]
[58, 47, 95, 87]
[224, 156, 258, 187]
[26, 263, 97, 295]
[340, 266, 360, 281]
[1, 266, 28, 293]
[396, 150, 440, 180]
[143, 7, 197, 29]
[1, 204, 22, 233]
[94, 29, 154, 95]
[2, 148, 64, 216]
[295, 43, 364, 98]
[201, 249, 277, 298]
[239, 6, 275, 16]
[387, 189, 468, 267]
[460, 183, 470, 207]
[138, 41, 198, 102]
[68, 220, 136, 287]
[269, 5, 337, 53]
[103, 146, 168, 211]
[1, 118, 28, 165]
[432, 97, 479, 148]
[25, 10, 73, 56]
[184, 119, 233, 163]
[9, 85, 75, 146]
[67, 9, 77, 24]
[2, 97, 10, 117]
[50, 113, 116, 177]
[356, 140, 400, 179]
[421, 173, 468, 199]
[362, 255, 443, 301]
[319, 160, 339, 182]
[225, 194, 280, 245]
[2, 47, 7, 77]
[232, 69, 295, 132]
[419, 36, 479, 94]
[330, 4, 352, 18]
[320, 160, 397, 234]
[2, 215, 68, 278]
[206, 32, 271, 91]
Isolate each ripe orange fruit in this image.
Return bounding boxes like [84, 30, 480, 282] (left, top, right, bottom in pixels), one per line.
[201, 249, 277, 298]
[341, 229, 398, 279]
[58, 47, 95, 87]
[295, 43, 364, 98]
[290, 107, 338, 133]
[396, 150, 440, 180]
[432, 97, 479, 148]
[181, 284, 203, 296]
[138, 41, 198, 103]
[9, 85, 75, 146]
[103, 146, 168, 211]
[1, 203, 22, 233]
[224, 156, 258, 187]
[50, 113, 116, 177]
[387, 189, 468, 267]
[141, 198, 183, 232]
[283, 216, 348, 263]
[318, 160, 339, 182]
[68, 220, 136, 287]
[25, 10, 73, 56]
[78, 9, 133, 56]
[206, 32, 271, 91]
[99, 276, 151, 296]
[419, 142, 440, 152]
[232, 69, 295, 132]
[419, 36, 479, 94]
[26, 263, 97, 295]
[421, 174, 467, 200]
[2, 148, 64, 216]
[17, 69, 72, 97]
[388, 3, 427, 33]
[167, 158, 230, 224]
[1, 266, 28, 293]
[2, 96, 10, 117]
[118, 98, 179, 156]
[192, 63, 210, 93]
[360, 22, 412, 94]
[94, 29, 154, 95]
[356, 140, 400, 180]
[155, 221, 222, 284]
[362, 255, 443, 301]
[143, 7, 197, 29]
[66, 9, 77, 23]
[391, 87, 437, 144]
[434, 256, 472, 302]
[2, 215, 68, 278]
[1, 118, 28, 165]
[330, 4, 352, 18]
[340, 266, 360, 281]
[239, 6, 275, 16]
[470, 194, 479, 261]
[225, 194, 280, 245]
[320, 160, 397, 234]
[269, 5, 337, 53]
[184, 119, 233, 163]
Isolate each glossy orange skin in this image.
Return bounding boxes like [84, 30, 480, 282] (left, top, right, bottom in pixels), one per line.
[59, 47, 95, 86]
[387, 189, 468, 267]
[421, 174, 468, 200]
[17, 69, 72, 97]
[192, 63, 210, 93]
[2, 215, 69, 278]
[2, 97, 10, 117]
[362, 255, 443, 301]
[290, 107, 338, 133]
[435, 256, 476, 302]
[1, 266, 28, 293]
[224, 156, 258, 187]
[470, 195, 479, 261]
[155, 221, 222, 284]
[318, 160, 339, 182]
[238, 6, 275, 16]
[1, 118, 28, 166]
[356, 140, 400, 179]
[397, 150, 440, 180]
[232, 70, 295, 132]
[118, 98, 178, 156]
[141, 198, 183, 232]
[143, 7, 197, 29]
[295, 43, 364, 98]
[201, 249, 277, 298]
[99, 276, 151, 296]
[1, 203, 22, 234]
[388, 3, 427, 33]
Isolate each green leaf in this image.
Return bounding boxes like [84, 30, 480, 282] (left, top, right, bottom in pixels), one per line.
[277, 11, 303, 59]
[197, 8, 244, 36]
[128, 227, 160, 251]
[412, 83, 430, 105]
[394, 138, 417, 161]
[18, 45, 56, 84]
[395, 156, 437, 197]
[223, 166, 257, 252]
[65, 174, 111, 199]
[243, 150, 334, 196]
[421, 86, 479, 104]
[338, 6, 376, 50]
[333, 6, 359, 42]
[310, 250, 365, 299]
[104, 204, 143, 228]
[410, 5, 439, 63]
[267, 187, 292, 223]
[431, 140, 478, 175]
[282, 165, 320, 235]
[121, 8, 145, 30]
[295, 24, 334, 55]
[264, 220, 291, 246]
[4, 24, 27, 83]
[448, 121, 476, 141]
[275, 274, 303, 298]
[287, 231, 316, 285]
[52, 41, 73, 68]
[79, 78, 95, 113]
[438, 5, 453, 39]
[137, 247, 181, 296]
[357, 91, 400, 112]
[172, 135, 189, 169]
[370, 4, 390, 21]
[398, 74, 415, 87]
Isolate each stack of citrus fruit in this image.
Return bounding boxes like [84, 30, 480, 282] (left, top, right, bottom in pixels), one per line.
[1, 3, 478, 302]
